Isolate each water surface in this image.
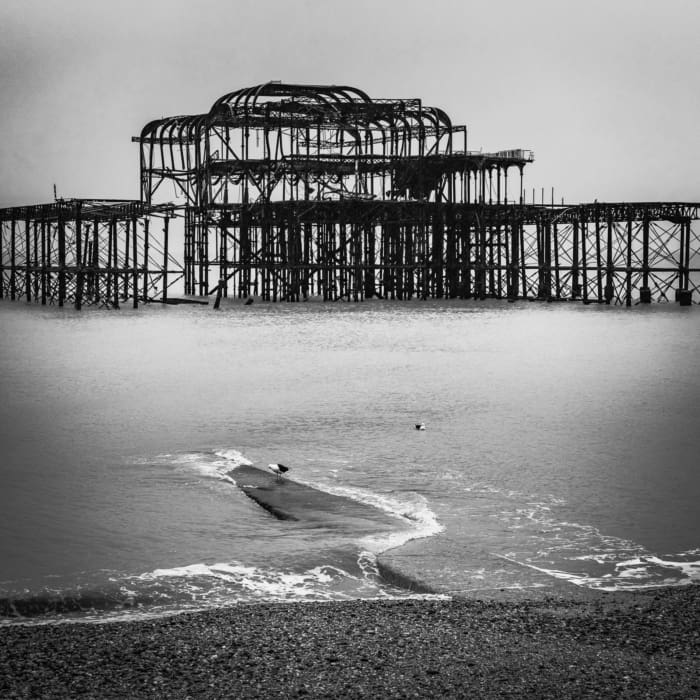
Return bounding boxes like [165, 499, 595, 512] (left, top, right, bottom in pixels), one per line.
[1, 298, 698, 622]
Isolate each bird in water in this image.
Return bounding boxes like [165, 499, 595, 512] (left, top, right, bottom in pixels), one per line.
[267, 463, 290, 481]
[415, 423, 426, 431]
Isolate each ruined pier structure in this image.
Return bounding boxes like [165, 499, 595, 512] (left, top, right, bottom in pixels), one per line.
[1, 82, 699, 308]
[0, 199, 179, 309]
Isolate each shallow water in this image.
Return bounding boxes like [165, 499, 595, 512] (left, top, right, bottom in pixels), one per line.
[1, 298, 698, 622]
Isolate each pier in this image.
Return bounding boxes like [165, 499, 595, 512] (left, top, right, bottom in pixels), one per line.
[2, 82, 699, 308]
[0, 199, 180, 309]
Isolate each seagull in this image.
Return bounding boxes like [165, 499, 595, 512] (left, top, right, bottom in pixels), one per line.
[267, 463, 290, 480]
[415, 423, 426, 431]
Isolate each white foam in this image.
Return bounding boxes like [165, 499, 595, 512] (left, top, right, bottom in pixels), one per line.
[617, 566, 649, 579]
[167, 448, 254, 485]
[471, 476, 699, 592]
[294, 478, 444, 554]
[213, 449, 253, 467]
[615, 555, 700, 581]
[571, 553, 623, 564]
[139, 561, 359, 601]
[486, 489, 700, 591]
[134, 559, 449, 604]
[357, 550, 381, 580]
[497, 550, 700, 591]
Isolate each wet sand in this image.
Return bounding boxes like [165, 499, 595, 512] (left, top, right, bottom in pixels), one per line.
[1, 585, 698, 699]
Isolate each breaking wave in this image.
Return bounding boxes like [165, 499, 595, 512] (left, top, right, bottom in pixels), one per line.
[1, 448, 447, 624]
[487, 492, 700, 591]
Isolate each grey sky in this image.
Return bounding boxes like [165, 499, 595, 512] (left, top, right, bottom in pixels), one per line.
[1, 0, 698, 207]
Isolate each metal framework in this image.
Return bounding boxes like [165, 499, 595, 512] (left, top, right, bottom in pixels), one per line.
[1, 82, 699, 308]
[0, 199, 181, 309]
[135, 81, 534, 302]
[516, 203, 700, 305]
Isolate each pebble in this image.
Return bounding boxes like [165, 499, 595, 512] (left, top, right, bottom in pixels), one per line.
[0, 586, 698, 698]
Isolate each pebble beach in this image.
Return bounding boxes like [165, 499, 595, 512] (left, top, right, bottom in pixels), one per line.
[1, 585, 698, 699]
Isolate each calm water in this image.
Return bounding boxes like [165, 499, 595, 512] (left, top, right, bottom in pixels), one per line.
[0, 298, 698, 623]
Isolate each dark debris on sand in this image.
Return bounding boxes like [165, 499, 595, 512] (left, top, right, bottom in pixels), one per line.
[1, 585, 699, 699]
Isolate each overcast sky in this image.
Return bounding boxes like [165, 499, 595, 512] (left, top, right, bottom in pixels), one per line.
[1, 0, 699, 208]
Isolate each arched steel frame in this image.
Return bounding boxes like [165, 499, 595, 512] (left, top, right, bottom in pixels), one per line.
[135, 82, 535, 300]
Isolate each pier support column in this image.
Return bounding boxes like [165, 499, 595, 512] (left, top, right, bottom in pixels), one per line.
[58, 210, 66, 307]
[604, 212, 614, 304]
[142, 218, 150, 303]
[640, 211, 651, 303]
[132, 215, 139, 309]
[678, 289, 692, 306]
[24, 217, 32, 303]
[0, 218, 4, 300]
[625, 216, 633, 308]
[184, 207, 194, 296]
[581, 219, 588, 303]
[0, 219, 4, 300]
[508, 212, 520, 300]
[111, 217, 120, 310]
[571, 218, 581, 300]
[10, 218, 16, 301]
[553, 222, 560, 299]
[537, 219, 552, 300]
[75, 202, 83, 310]
[676, 218, 691, 304]
[594, 206, 603, 302]
[40, 219, 47, 305]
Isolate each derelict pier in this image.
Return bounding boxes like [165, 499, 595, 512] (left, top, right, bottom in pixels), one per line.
[1, 82, 698, 308]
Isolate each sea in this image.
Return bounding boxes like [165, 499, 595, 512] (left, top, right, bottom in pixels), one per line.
[1, 297, 698, 625]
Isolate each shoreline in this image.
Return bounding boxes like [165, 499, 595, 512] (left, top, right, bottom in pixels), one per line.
[2, 584, 697, 698]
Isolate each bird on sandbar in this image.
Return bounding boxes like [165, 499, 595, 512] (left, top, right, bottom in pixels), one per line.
[267, 463, 290, 481]
[415, 423, 426, 431]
